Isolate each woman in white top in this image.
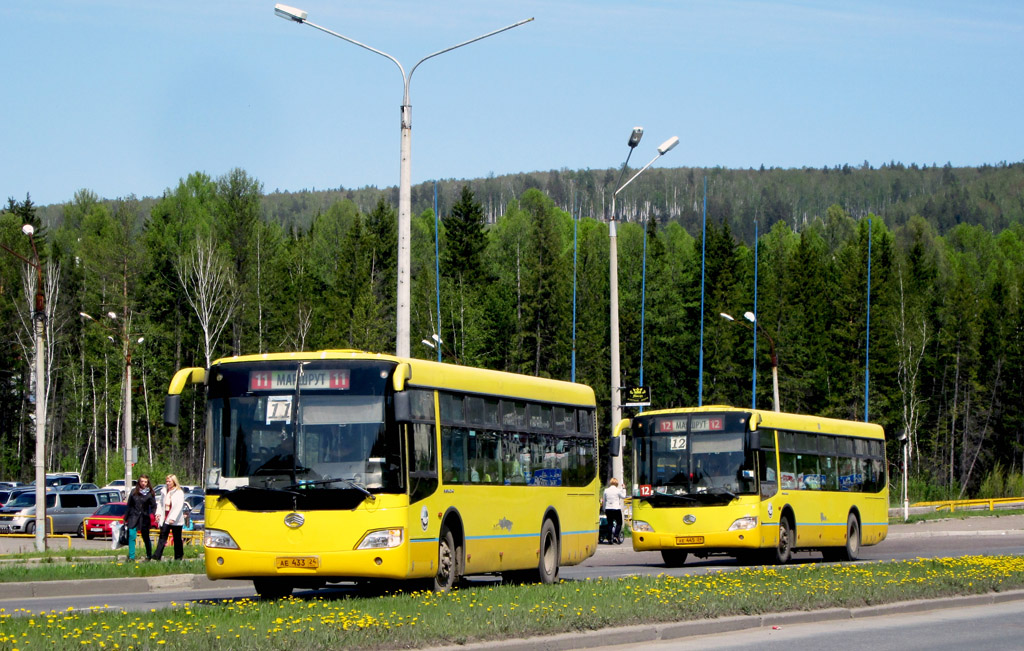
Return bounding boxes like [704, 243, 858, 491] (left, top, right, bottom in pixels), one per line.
[153, 474, 186, 561]
[602, 477, 627, 544]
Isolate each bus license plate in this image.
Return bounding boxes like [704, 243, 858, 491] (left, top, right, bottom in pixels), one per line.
[676, 536, 704, 545]
[276, 556, 319, 569]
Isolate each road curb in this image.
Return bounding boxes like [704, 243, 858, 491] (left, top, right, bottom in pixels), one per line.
[429, 589, 1024, 651]
[0, 573, 242, 600]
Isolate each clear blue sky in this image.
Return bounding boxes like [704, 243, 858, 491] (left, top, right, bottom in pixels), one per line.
[4, 0, 1023, 207]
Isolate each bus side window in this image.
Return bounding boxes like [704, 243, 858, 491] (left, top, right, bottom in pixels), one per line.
[410, 427, 433, 498]
[759, 449, 778, 499]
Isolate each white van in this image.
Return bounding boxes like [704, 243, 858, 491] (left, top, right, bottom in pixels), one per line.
[0, 489, 120, 536]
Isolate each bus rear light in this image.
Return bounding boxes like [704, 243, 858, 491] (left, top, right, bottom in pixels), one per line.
[728, 516, 758, 531]
[357, 528, 404, 550]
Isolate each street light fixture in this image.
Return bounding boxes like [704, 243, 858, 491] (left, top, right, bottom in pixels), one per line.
[609, 133, 679, 484]
[2, 224, 46, 551]
[81, 312, 144, 493]
[743, 311, 780, 412]
[274, 4, 533, 358]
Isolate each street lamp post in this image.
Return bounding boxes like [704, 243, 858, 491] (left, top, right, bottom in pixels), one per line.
[81, 312, 144, 494]
[2, 225, 46, 551]
[609, 132, 679, 484]
[274, 4, 533, 358]
[743, 311, 779, 412]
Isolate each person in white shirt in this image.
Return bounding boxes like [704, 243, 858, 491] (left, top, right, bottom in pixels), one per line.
[602, 477, 627, 544]
[153, 474, 186, 561]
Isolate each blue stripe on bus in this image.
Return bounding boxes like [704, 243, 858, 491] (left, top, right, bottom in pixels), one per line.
[413, 530, 598, 544]
[761, 521, 887, 528]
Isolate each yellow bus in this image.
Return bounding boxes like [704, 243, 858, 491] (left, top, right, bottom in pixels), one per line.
[164, 350, 599, 597]
[614, 406, 887, 566]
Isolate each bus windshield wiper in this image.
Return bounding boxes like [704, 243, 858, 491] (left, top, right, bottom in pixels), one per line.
[706, 488, 738, 501]
[647, 491, 697, 503]
[284, 477, 376, 501]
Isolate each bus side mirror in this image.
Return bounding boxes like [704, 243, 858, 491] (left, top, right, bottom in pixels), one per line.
[392, 363, 412, 392]
[609, 436, 621, 458]
[747, 430, 760, 450]
[164, 395, 181, 427]
[393, 391, 412, 423]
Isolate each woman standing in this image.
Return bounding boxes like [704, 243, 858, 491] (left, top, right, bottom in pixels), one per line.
[602, 477, 627, 544]
[123, 474, 156, 561]
[153, 474, 186, 561]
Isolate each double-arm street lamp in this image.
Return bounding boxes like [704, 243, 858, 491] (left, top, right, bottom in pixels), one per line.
[720, 311, 780, 412]
[1, 224, 46, 551]
[609, 131, 679, 483]
[274, 4, 533, 358]
[81, 312, 144, 493]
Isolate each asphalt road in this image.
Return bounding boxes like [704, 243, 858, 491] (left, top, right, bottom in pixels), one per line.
[3, 514, 1024, 614]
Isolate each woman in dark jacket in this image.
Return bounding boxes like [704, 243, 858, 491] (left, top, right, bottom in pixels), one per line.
[123, 474, 156, 561]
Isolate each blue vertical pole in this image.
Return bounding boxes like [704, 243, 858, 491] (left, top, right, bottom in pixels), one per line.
[434, 182, 442, 363]
[639, 215, 648, 395]
[571, 191, 579, 383]
[698, 176, 707, 407]
[864, 217, 872, 421]
[752, 219, 759, 410]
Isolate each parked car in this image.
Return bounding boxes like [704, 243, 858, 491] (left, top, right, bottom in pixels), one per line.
[0, 486, 33, 508]
[83, 502, 128, 539]
[102, 479, 136, 500]
[0, 481, 26, 489]
[183, 493, 205, 511]
[56, 483, 99, 492]
[0, 488, 119, 536]
[186, 501, 205, 531]
[44, 474, 81, 489]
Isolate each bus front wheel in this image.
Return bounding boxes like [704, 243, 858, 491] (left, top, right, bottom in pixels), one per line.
[661, 549, 688, 567]
[770, 516, 793, 565]
[432, 527, 461, 592]
[253, 579, 293, 600]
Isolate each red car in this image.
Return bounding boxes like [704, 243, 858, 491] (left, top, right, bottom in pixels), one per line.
[83, 502, 158, 539]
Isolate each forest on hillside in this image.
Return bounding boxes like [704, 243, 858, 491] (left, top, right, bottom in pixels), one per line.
[4, 159, 1024, 501]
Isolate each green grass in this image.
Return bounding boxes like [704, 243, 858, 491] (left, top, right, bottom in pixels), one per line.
[2, 555, 1023, 650]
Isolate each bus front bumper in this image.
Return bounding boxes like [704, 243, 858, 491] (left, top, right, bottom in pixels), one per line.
[631, 528, 762, 553]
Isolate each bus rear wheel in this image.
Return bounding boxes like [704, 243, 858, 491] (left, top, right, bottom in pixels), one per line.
[432, 527, 461, 592]
[536, 519, 560, 584]
[840, 513, 860, 561]
[661, 550, 688, 567]
[253, 579, 293, 600]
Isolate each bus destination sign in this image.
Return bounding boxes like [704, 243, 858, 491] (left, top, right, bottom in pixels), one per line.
[690, 416, 724, 432]
[249, 369, 350, 391]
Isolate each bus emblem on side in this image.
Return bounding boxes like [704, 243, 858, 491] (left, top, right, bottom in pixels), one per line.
[284, 513, 305, 528]
[683, 514, 696, 525]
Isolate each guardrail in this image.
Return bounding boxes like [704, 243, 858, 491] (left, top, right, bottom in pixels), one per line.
[0, 516, 72, 548]
[913, 497, 1024, 512]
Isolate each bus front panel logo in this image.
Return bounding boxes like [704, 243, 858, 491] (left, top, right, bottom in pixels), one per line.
[284, 513, 305, 528]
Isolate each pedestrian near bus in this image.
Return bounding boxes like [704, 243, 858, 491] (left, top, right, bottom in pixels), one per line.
[153, 474, 186, 561]
[123, 474, 156, 561]
[603, 477, 627, 544]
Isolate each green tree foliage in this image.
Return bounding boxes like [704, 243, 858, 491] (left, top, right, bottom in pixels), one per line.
[4, 162, 1024, 500]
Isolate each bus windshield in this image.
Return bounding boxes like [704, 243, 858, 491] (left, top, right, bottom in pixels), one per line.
[634, 411, 756, 502]
[206, 360, 403, 497]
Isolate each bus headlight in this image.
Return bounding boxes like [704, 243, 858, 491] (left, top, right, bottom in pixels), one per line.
[727, 516, 758, 531]
[630, 520, 654, 532]
[356, 528, 404, 550]
[204, 528, 240, 549]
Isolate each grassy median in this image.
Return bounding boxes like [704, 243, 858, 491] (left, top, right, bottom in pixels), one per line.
[2, 555, 1024, 650]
